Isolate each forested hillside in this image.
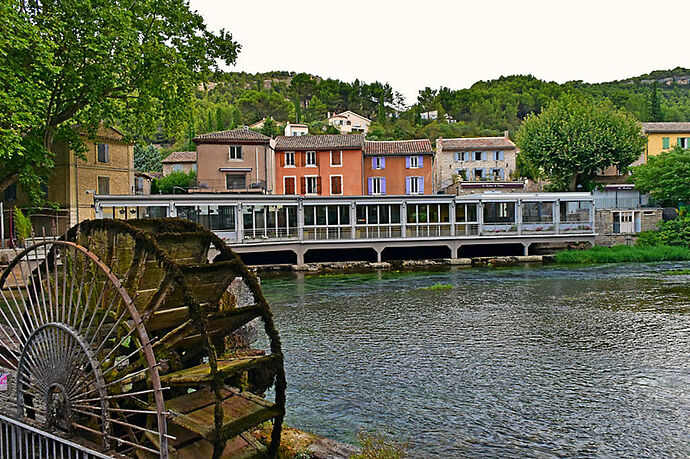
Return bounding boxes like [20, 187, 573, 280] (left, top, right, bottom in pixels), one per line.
[164, 67, 690, 150]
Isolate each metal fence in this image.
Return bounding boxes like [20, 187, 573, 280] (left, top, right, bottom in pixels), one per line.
[0, 413, 111, 459]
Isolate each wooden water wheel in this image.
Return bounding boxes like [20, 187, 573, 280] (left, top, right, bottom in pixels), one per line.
[0, 218, 286, 458]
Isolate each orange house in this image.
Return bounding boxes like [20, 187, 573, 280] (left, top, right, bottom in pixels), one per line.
[363, 139, 434, 195]
[274, 134, 365, 196]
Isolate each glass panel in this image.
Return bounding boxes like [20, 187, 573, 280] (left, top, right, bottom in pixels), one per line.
[391, 205, 401, 224]
[212, 205, 235, 230]
[288, 206, 297, 228]
[197, 206, 210, 228]
[177, 206, 197, 223]
[339, 206, 349, 225]
[484, 202, 516, 224]
[242, 207, 253, 229]
[467, 204, 477, 222]
[368, 205, 378, 224]
[304, 206, 315, 226]
[254, 206, 266, 230]
[440, 204, 450, 222]
[328, 206, 338, 225]
[456, 204, 466, 222]
[356, 205, 366, 224]
[560, 201, 591, 223]
[407, 204, 417, 223]
[429, 204, 439, 223]
[316, 205, 327, 225]
[379, 205, 389, 224]
[267, 207, 277, 229]
[523, 202, 553, 223]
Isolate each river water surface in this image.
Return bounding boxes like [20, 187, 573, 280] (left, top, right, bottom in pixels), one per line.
[261, 263, 690, 458]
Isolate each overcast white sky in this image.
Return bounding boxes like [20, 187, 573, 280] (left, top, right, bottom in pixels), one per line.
[190, 0, 690, 104]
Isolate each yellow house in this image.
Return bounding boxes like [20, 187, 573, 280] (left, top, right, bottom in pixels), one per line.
[2, 126, 134, 234]
[641, 122, 690, 160]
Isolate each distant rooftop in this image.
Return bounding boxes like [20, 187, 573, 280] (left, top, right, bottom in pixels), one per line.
[193, 128, 270, 144]
[641, 122, 690, 133]
[364, 139, 433, 156]
[275, 134, 365, 150]
[162, 151, 196, 163]
[438, 136, 515, 150]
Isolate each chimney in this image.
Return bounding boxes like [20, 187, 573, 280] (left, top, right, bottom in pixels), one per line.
[504, 130, 509, 139]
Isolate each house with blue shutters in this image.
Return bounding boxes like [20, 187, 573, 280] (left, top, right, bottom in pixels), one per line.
[363, 139, 434, 195]
[434, 133, 517, 191]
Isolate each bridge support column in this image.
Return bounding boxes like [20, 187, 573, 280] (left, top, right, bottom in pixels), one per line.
[522, 242, 531, 256]
[372, 244, 384, 263]
[295, 246, 306, 266]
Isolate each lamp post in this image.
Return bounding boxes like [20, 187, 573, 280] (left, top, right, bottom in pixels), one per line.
[172, 186, 186, 194]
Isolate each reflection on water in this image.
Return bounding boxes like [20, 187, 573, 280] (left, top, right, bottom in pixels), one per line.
[261, 263, 690, 457]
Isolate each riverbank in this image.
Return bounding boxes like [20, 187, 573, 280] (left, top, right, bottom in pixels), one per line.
[554, 244, 690, 264]
[251, 255, 549, 273]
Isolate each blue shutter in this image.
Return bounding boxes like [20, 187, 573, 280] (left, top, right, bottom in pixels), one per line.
[499, 151, 504, 161]
[367, 177, 373, 195]
[455, 152, 459, 161]
[381, 177, 387, 195]
[380, 157, 385, 169]
[405, 156, 410, 169]
[464, 152, 470, 162]
[372, 157, 377, 169]
[499, 168, 505, 180]
[419, 177, 425, 194]
[405, 177, 411, 194]
[482, 152, 487, 161]
[418, 156, 423, 168]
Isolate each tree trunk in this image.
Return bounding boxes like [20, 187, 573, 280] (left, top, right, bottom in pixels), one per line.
[568, 173, 580, 191]
[0, 172, 20, 195]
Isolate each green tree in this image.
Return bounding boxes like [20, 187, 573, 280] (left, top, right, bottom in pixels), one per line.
[151, 170, 197, 194]
[305, 95, 327, 122]
[260, 117, 278, 137]
[632, 146, 690, 205]
[134, 144, 163, 172]
[0, 0, 239, 201]
[515, 95, 646, 191]
[647, 82, 663, 122]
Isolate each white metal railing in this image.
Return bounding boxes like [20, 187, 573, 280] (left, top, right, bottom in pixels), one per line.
[0, 413, 112, 459]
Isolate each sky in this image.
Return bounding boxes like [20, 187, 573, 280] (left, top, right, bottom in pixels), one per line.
[189, 0, 690, 104]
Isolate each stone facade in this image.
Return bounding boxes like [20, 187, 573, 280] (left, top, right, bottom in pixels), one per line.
[594, 208, 662, 246]
[47, 126, 134, 226]
[435, 134, 517, 191]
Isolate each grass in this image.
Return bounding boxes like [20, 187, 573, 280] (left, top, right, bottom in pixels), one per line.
[664, 269, 690, 275]
[554, 245, 690, 264]
[351, 432, 409, 459]
[420, 283, 453, 291]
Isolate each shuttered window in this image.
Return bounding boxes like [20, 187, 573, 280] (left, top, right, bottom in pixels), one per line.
[97, 144, 109, 163]
[97, 176, 110, 195]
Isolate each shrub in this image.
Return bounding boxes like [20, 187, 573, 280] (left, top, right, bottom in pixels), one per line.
[13, 207, 32, 243]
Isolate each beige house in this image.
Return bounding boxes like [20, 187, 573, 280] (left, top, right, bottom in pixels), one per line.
[435, 133, 517, 191]
[50, 126, 134, 226]
[284, 122, 308, 137]
[193, 128, 273, 192]
[327, 110, 371, 134]
[162, 151, 197, 176]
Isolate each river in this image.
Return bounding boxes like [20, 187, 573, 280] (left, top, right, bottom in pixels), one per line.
[260, 262, 690, 458]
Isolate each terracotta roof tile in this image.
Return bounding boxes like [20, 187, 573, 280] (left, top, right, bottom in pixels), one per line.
[363, 139, 433, 156]
[641, 122, 690, 133]
[193, 128, 270, 144]
[275, 134, 364, 150]
[162, 151, 196, 163]
[439, 137, 515, 151]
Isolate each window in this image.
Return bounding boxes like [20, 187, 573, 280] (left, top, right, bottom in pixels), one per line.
[4, 183, 17, 201]
[172, 164, 183, 172]
[226, 173, 246, 190]
[284, 176, 296, 194]
[97, 176, 110, 195]
[494, 151, 504, 161]
[305, 151, 317, 167]
[285, 151, 295, 167]
[662, 137, 670, 149]
[228, 146, 242, 160]
[192, 164, 197, 172]
[372, 157, 385, 170]
[405, 176, 423, 195]
[304, 176, 319, 194]
[678, 137, 690, 148]
[368, 177, 385, 195]
[490, 168, 504, 180]
[97, 144, 109, 163]
[407, 156, 419, 168]
[331, 150, 342, 166]
[474, 168, 485, 180]
[474, 151, 482, 161]
[330, 175, 343, 195]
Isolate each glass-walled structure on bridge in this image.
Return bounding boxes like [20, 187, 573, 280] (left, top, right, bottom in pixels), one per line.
[94, 193, 595, 243]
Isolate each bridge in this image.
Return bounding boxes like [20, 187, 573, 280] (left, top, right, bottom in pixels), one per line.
[94, 192, 596, 265]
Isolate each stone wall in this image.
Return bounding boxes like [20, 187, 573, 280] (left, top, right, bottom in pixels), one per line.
[594, 208, 662, 246]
